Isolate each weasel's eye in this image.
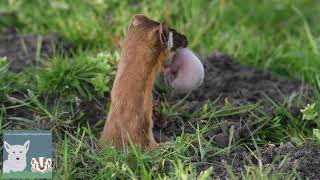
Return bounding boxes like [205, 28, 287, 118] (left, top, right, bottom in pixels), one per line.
[13, 151, 15, 153]
[20, 151, 22, 153]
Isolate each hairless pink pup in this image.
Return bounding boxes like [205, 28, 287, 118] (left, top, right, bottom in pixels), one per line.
[164, 48, 204, 93]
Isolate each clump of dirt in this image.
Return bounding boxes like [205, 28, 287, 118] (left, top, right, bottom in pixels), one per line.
[200, 142, 320, 178]
[262, 142, 320, 178]
[197, 146, 248, 177]
[153, 52, 313, 146]
[78, 98, 108, 126]
[182, 53, 312, 105]
[0, 28, 72, 72]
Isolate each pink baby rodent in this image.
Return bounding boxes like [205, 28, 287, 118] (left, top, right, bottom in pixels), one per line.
[164, 48, 204, 93]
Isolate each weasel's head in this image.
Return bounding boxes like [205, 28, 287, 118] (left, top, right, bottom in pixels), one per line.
[124, 15, 203, 93]
[124, 14, 188, 70]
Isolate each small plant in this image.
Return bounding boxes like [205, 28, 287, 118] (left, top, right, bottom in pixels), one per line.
[36, 51, 119, 98]
[89, 51, 119, 96]
[313, 129, 320, 141]
[301, 103, 320, 141]
[300, 103, 319, 121]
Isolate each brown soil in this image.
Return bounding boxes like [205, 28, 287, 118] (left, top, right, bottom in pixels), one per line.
[0, 28, 72, 72]
[198, 143, 320, 178]
[153, 52, 313, 146]
[152, 52, 316, 178]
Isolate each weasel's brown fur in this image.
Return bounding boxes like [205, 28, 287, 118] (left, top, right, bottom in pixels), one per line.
[99, 15, 187, 149]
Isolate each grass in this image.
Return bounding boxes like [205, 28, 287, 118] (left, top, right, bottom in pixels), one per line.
[0, 0, 320, 179]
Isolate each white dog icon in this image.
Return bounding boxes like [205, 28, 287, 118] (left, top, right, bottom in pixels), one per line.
[3, 140, 30, 173]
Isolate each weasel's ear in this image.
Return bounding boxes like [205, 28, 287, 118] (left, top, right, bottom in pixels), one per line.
[159, 21, 172, 49]
[128, 14, 150, 30]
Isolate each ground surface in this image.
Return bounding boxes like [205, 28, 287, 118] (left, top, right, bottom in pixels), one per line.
[0, 0, 320, 179]
[0, 28, 71, 72]
[154, 53, 313, 146]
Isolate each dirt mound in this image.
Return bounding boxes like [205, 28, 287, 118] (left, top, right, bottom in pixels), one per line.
[200, 143, 320, 178]
[183, 53, 311, 106]
[153, 52, 313, 146]
[262, 142, 320, 178]
[0, 28, 72, 72]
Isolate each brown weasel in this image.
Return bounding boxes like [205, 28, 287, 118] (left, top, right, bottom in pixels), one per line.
[99, 14, 188, 150]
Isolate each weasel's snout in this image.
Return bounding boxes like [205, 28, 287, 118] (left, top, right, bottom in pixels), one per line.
[16, 157, 20, 160]
[169, 28, 188, 50]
